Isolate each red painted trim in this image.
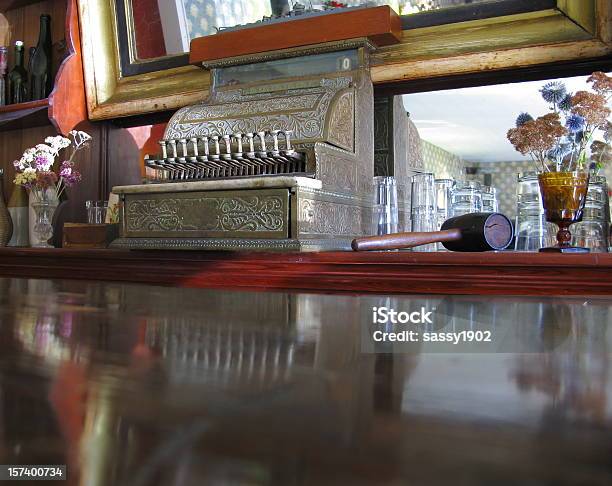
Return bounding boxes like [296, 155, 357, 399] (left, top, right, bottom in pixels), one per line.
[189, 6, 402, 64]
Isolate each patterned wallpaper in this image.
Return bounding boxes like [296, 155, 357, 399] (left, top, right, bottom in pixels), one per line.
[421, 140, 465, 180]
[184, 0, 271, 37]
[407, 118, 424, 171]
[471, 160, 534, 219]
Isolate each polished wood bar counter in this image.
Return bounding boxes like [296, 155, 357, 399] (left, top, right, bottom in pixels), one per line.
[0, 248, 611, 295]
[0, 278, 610, 485]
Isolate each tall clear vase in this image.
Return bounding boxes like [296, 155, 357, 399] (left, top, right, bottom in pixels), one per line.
[30, 189, 58, 248]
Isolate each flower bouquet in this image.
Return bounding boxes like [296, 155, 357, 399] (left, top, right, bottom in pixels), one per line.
[507, 72, 611, 252]
[13, 130, 91, 247]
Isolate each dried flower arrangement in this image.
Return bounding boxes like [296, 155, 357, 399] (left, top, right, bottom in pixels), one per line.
[507, 72, 611, 173]
[13, 130, 91, 201]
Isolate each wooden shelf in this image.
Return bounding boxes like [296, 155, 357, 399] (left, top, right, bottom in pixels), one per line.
[0, 248, 610, 296]
[0, 98, 47, 113]
[0, 0, 86, 134]
[0, 98, 50, 131]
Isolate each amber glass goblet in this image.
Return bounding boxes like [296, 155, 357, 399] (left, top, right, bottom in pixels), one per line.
[538, 170, 590, 253]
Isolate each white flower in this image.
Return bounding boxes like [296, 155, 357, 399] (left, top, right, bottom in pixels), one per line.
[69, 130, 92, 148]
[35, 143, 54, 153]
[45, 136, 71, 150]
[14, 159, 26, 171]
[21, 148, 36, 163]
[69, 130, 91, 140]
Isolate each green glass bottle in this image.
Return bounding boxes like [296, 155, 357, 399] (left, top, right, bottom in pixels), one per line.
[0, 47, 8, 106]
[8, 41, 27, 104]
[29, 15, 52, 100]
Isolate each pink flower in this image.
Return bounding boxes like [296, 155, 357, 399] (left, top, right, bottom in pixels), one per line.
[59, 161, 81, 186]
[35, 154, 53, 171]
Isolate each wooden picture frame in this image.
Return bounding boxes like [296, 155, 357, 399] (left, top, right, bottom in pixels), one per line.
[77, 0, 611, 121]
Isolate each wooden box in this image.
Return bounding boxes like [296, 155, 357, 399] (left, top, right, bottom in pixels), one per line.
[63, 223, 119, 249]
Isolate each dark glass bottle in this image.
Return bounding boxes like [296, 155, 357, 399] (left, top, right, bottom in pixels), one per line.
[29, 15, 52, 101]
[27, 46, 36, 76]
[8, 41, 27, 104]
[0, 46, 7, 106]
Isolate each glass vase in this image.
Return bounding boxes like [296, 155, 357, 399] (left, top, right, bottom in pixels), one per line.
[31, 190, 58, 248]
[538, 170, 590, 253]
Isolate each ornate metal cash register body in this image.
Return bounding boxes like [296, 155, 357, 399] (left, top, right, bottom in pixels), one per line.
[111, 6, 401, 251]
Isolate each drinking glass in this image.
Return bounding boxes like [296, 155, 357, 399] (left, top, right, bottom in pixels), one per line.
[538, 170, 590, 253]
[411, 173, 437, 252]
[86, 200, 109, 225]
[481, 186, 499, 213]
[572, 176, 609, 252]
[435, 178, 454, 250]
[451, 181, 482, 217]
[514, 172, 554, 251]
[372, 176, 398, 236]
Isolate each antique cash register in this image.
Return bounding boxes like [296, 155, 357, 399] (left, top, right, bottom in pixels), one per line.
[111, 6, 401, 251]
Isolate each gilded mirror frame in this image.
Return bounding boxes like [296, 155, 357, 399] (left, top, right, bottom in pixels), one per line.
[77, 0, 611, 121]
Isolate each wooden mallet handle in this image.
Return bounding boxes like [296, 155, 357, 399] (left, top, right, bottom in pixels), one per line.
[351, 228, 462, 251]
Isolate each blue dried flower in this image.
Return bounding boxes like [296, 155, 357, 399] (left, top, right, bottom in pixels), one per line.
[540, 81, 567, 105]
[573, 130, 584, 143]
[558, 93, 573, 111]
[515, 112, 533, 127]
[547, 143, 571, 160]
[566, 114, 586, 133]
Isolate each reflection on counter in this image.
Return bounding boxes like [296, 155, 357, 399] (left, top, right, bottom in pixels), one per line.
[0, 278, 611, 485]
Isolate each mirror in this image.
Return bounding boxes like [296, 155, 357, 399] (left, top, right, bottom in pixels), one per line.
[400, 72, 611, 245]
[129, 0, 495, 61]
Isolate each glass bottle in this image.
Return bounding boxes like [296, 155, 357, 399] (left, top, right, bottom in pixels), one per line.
[8, 41, 27, 104]
[27, 46, 36, 78]
[0, 46, 7, 106]
[30, 15, 52, 101]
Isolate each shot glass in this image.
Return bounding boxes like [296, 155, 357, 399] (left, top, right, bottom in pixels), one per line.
[86, 200, 109, 225]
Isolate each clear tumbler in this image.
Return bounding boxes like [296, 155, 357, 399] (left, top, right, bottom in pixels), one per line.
[372, 176, 399, 236]
[411, 173, 437, 252]
[450, 181, 483, 217]
[514, 172, 553, 251]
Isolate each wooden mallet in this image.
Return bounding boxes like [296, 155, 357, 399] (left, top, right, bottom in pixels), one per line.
[352, 213, 514, 252]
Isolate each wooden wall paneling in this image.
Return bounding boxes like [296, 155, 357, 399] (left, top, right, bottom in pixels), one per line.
[106, 124, 162, 194]
[60, 121, 104, 223]
[0, 124, 56, 201]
